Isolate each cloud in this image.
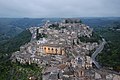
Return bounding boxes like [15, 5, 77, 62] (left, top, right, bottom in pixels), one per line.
[0, 0, 120, 18]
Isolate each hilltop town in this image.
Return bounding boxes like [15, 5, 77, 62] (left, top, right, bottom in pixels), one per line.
[11, 19, 120, 80]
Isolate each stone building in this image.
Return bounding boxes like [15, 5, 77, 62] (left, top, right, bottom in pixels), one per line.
[42, 44, 65, 55]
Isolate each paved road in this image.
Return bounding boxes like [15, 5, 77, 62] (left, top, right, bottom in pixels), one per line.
[92, 38, 106, 69]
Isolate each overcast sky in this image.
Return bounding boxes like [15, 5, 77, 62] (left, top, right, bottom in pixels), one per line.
[0, 0, 120, 18]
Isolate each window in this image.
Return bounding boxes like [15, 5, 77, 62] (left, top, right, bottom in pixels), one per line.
[48, 48, 50, 50]
[44, 47, 46, 50]
[81, 71, 82, 76]
[51, 48, 54, 51]
[60, 50, 62, 54]
[55, 49, 58, 54]
[55, 49, 58, 51]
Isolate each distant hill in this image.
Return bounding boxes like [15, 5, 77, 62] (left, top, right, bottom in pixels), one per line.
[0, 17, 120, 38]
[0, 29, 32, 54]
[0, 18, 46, 44]
[9, 18, 45, 29]
[0, 18, 45, 34]
[81, 17, 120, 27]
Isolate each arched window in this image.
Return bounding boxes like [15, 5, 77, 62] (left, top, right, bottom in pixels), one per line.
[55, 49, 58, 54]
[81, 71, 82, 76]
[80, 71, 84, 76]
[44, 47, 46, 50]
[51, 48, 54, 51]
[48, 48, 50, 50]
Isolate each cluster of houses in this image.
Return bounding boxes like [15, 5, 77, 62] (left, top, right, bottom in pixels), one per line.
[11, 19, 120, 80]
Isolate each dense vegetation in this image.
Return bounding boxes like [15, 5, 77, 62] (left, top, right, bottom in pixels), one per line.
[0, 30, 42, 80]
[95, 24, 120, 71]
[78, 32, 102, 43]
[0, 60, 42, 80]
[0, 30, 32, 54]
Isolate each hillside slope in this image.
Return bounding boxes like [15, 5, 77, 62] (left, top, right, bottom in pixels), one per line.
[0, 29, 32, 55]
[96, 24, 120, 71]
[0, 30, 42, 80]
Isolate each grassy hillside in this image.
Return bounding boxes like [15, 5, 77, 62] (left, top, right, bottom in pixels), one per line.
[0, 29, 32, 54]
[0, 59, 42, 80]
[95, 25, 120, 71]
[0, 30, 42, 80]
